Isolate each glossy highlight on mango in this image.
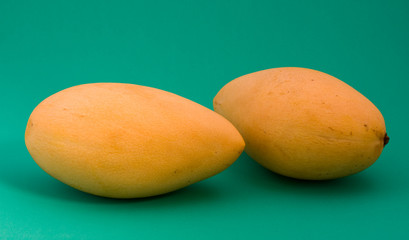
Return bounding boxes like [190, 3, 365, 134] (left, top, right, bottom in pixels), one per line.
[25, 83, 245, 198]
[214, 67, 388, 180]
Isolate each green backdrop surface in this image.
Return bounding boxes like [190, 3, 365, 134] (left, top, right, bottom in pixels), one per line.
[1, 0, 408, 239]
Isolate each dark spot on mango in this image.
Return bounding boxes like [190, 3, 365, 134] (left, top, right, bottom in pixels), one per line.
[384, 133, 390, 146]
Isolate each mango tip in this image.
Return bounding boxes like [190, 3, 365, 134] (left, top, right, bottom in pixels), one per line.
[384, 133, 390, 147]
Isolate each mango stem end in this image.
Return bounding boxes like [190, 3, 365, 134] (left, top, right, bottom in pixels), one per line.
[384, 133, 390, 147]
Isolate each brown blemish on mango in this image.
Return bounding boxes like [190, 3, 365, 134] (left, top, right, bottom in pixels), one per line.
[384, 133, 390, 146]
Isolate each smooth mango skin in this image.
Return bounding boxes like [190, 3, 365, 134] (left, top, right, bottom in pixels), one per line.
[25, 83, 245, 198]
[214, 67, 388, 180]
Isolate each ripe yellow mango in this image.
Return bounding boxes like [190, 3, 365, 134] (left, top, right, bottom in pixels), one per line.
[25, 83, 244, 198]
[214, 67, 388, 180]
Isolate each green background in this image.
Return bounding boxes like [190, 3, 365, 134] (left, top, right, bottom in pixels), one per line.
[1, 0, 408, 239]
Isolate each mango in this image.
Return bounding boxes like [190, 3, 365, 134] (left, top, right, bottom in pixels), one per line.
[213, 67, 388, 180]
[25, 83, 244, 198]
